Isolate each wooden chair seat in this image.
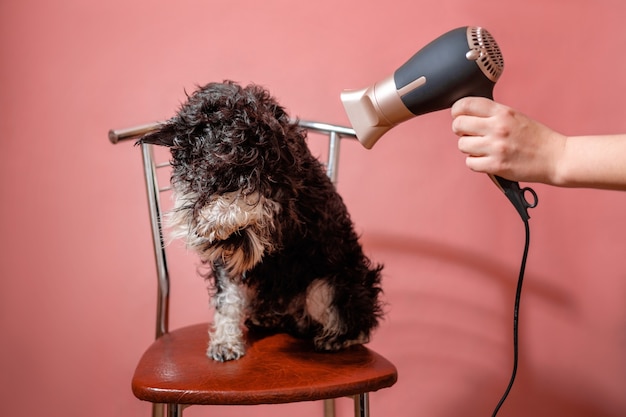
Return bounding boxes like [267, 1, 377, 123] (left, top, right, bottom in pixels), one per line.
[132, 323, 398, 406]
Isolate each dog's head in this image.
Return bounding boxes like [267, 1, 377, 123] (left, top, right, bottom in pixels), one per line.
[138, 81, 311, 271]
[139, 81, 306, 209]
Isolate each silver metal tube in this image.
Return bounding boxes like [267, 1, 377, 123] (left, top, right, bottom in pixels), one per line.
[323, 399, 336, 417]
[297, 120, 356, 138]
[141, 143, 170, 338]
[166, 404, 184, 417]
[353, 393, 370, 417]
[152, 404, 165, 417]
[326, 130, 341, 185]
[108, 120, 356, 144]
[109, 122, 162, 144]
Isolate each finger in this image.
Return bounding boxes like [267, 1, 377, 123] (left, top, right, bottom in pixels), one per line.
[450, 96, 496, 118]
[457, 135, 489, 156]
[465, 154, 493, 174]
[452, 114, 491, 137]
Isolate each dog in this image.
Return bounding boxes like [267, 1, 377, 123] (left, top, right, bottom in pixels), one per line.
[139, 81, 383, 361]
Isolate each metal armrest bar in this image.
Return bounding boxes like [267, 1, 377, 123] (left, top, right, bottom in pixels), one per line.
[110, 119, 356, 341]
[109, 122, 164, 144]
[109, 120, 356, 144]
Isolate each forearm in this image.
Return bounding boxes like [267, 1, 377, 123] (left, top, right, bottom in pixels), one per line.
[553, 134, 626, 190]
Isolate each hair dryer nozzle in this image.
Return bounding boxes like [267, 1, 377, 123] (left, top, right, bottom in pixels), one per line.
[341, 75, 418, 149]
[340, 88, 388, 149]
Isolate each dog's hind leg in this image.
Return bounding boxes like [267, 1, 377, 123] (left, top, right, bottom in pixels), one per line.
[207, 270, 247, 361]
[305, 279, 369, 351]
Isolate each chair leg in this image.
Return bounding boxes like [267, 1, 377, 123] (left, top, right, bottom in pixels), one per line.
[323, 398, 336, 417]
[166, 404, 184, 417]
[353, 393, 370, 417]
[152, 403, 165, 417]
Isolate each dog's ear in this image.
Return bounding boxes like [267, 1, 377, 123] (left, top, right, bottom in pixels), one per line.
[136, 123, 177, 147]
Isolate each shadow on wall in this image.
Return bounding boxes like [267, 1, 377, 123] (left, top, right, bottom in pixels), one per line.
[362, 232, 575, 311]
[356, 232, 614, 417]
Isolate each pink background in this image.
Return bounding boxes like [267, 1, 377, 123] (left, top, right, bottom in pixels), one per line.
[1, 1, 625, 416]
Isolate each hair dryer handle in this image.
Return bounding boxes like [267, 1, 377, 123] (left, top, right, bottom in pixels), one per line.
[490, 175, 537, 221]
[476, 91, 537, 220]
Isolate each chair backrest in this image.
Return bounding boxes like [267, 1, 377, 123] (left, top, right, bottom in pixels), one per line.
[109, 120, 357, 340]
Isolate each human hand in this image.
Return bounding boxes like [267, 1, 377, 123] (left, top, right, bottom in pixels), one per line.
[451, 97, 566, 185]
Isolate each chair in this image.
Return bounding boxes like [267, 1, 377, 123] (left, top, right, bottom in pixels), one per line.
[109, 120, 397, 417]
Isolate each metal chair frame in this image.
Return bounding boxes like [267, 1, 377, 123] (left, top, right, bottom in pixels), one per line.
[109, 120, 392, 417]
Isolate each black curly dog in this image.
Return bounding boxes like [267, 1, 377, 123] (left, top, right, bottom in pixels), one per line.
[139, 81, 383, 361]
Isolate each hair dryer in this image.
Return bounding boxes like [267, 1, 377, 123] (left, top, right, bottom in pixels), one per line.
[341, 26, 536, 221]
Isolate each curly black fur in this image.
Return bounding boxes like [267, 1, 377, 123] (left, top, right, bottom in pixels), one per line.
[139, 81, 383, 361]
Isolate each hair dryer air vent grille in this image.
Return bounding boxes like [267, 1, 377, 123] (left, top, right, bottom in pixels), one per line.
[468, 27, 504, 82]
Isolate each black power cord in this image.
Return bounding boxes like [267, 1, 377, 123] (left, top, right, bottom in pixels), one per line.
[491, 217, 532, 417]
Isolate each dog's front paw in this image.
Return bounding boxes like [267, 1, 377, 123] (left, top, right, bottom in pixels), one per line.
[207, 341, 246, 362]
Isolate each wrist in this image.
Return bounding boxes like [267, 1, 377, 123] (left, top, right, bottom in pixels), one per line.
[545, 132, 569, 187]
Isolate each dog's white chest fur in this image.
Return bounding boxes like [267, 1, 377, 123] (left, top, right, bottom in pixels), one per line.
[168, 189, 280, 275]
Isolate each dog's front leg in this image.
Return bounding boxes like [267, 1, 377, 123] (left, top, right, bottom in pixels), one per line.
[207, 272, 247, 362]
